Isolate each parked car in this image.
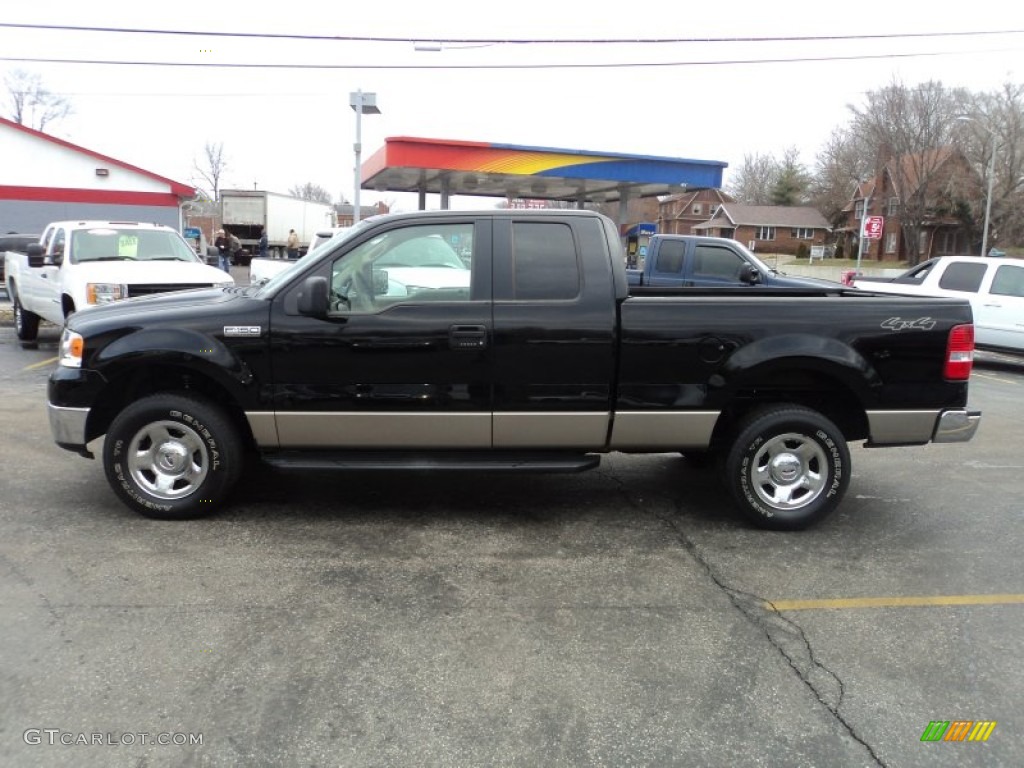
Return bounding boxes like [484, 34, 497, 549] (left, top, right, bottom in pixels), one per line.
[0, 233, 41, 297]
[49, 209, 980, 530]
[4, 221, 234, 347]
[852, 255, 1024, 354]
[626, 234, 841, 289]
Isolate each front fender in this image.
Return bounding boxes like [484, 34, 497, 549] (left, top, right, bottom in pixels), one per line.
[94, 328, 253, 390]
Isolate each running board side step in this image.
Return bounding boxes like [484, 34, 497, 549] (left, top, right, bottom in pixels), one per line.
[262, 451, 601, 473]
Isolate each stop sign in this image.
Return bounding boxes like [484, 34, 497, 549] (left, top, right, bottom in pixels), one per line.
[863, 215, 884, 239]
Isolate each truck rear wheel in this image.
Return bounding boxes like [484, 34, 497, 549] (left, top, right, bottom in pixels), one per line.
[724, 405, 850, 530]
[13, 288, 41, 344]
[103, 393, 243, 520]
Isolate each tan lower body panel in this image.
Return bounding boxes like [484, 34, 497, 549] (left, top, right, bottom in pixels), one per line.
[609, 411, 720, 450]
[249, 409, 721, 452]
[492, 412, 611, 448]
[866, 410, 940, 445]
[270, 412, 491, 449]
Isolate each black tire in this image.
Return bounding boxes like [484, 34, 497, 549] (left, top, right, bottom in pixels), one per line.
[724, 405, 850, 531]
[13, 288, 40, 342]
[103, 393, 243, 520]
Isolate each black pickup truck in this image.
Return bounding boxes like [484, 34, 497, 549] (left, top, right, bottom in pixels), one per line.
[48, 210, 980, 530]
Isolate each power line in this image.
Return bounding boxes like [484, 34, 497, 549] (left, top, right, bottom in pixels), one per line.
[1, 21, 1023, 46]
[0, 47, 1019, 71]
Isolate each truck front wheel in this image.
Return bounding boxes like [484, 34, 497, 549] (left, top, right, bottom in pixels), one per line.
[724, 405, 850, 531]
[103, 393, 243, 520]
[13, 288, 41, 344]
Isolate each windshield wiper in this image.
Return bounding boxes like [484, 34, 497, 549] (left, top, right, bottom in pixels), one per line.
[90, 256, 135, 261]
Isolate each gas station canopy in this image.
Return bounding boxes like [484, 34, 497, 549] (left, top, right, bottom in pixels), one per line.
[361, 137, 727, 206]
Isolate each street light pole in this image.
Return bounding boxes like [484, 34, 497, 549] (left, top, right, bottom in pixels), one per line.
[956, 116, 996, 256]
[349, 90, 381, 225]
[981, 137, 996, 257]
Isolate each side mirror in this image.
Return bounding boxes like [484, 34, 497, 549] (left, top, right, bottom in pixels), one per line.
[372, 268, 389, 296]
[205, 246, 220, 266]
[738, 264, 761, 285]
[297, 276, 329, 318]
[27, 243, 46, 268]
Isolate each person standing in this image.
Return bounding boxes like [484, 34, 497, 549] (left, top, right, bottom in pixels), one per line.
[229, 232, 242, 266]
[258, 227, 269, 259]
[286, 228, 300, 260]
[214, 229, 231, 273]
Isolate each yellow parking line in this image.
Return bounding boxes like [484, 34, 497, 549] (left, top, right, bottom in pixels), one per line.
[766, 594, 1024, 611]
[973, 371, 1021, 386]
[22, 356, 58, 370]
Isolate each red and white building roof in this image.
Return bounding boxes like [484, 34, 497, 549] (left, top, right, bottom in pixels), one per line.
[0, 116, 195, 234]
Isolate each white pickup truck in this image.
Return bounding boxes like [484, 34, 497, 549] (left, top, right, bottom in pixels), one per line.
[852, 255, 1024, 354]
[5, 221, 234, 347]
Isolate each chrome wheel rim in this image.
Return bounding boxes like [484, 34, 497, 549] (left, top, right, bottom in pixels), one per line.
[127, 420, 208, 500]
[749, 432, 827, 511]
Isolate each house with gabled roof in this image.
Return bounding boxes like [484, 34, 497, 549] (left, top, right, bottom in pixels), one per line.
[692, 203, 831, 255]
[656, 188, 735, 235]
[0, 116, 196, 234]
[836, 146, 977, 263]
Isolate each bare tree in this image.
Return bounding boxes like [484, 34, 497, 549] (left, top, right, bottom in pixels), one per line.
[288, 183, 333, 204]
[956, 82, 1024, 251]
[726, 153, 777, 205]
[3, 69, 72, 131]
[811, 128, 873, 228]
[849, 78, 971, 264]
[192, 142, 228, 201]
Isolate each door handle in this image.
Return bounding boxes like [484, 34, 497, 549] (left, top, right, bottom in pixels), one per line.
[449, 324, 488, 350]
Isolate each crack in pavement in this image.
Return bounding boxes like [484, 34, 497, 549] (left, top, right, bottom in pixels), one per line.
[596, 466, 886, 767]
[659, 510, 885, 768]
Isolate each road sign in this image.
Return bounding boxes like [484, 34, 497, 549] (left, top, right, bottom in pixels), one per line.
[863, 216, 884, 240]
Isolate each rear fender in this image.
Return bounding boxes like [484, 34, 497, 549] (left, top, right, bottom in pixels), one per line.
[721, 333, 880, 398]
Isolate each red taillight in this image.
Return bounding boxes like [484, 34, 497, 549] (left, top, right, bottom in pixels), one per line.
[944, 324, 974, 380]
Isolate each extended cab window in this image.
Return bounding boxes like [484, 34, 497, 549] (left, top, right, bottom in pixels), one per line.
[692, 245, 744, 280]
[938, 262, 987, 293]
[329, 223, 473, 314]
[654, 239, 685, 273]
[990, 264, 1024, 297]
[511, 222, 579, 300]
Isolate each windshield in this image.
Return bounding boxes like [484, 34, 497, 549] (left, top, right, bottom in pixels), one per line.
[70, 227, 200, 264]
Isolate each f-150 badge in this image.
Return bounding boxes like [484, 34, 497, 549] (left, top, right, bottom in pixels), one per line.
[223, 326, 262, 337]
[881, 317, 936, 331]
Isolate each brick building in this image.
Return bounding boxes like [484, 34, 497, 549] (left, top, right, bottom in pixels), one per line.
[836, 146, 978, 262]
[693, 204, 831, 255]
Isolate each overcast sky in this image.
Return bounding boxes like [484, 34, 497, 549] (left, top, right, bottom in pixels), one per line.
[2, 0, 1023, 211]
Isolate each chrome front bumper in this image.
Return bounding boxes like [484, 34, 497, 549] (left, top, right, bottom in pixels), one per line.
[48, 402, 91, 454]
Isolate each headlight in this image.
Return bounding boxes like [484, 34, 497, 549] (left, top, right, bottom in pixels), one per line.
[59, 328, 84, 368]
[86, 282, 128, 305]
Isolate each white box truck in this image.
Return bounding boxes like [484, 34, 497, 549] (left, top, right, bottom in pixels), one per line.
[220, 190, 336, 264]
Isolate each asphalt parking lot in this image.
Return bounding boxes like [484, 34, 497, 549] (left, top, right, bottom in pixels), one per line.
[0, 318, 1021, 767]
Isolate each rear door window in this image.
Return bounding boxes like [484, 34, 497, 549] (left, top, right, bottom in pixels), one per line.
[653, 239, 685, 274]
[937, 262, 987, 293]
[510, 222, 580, 301]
